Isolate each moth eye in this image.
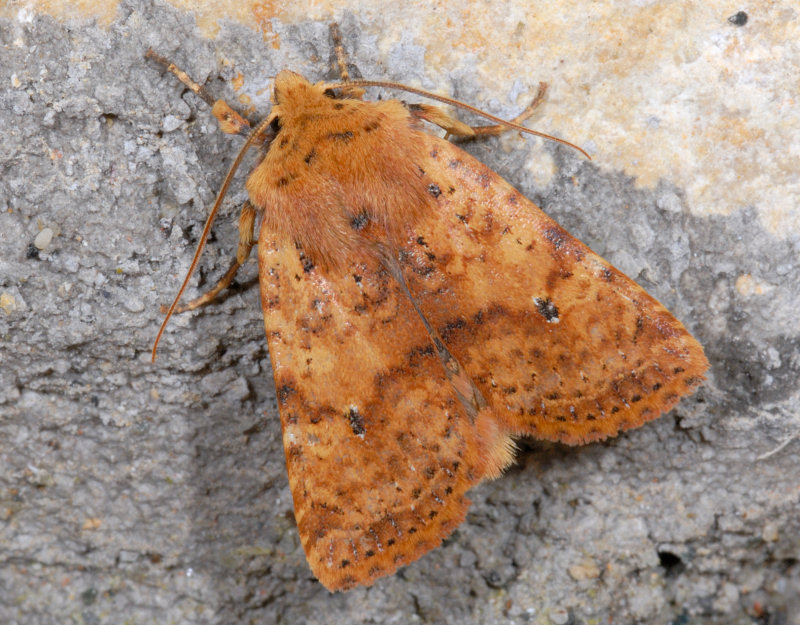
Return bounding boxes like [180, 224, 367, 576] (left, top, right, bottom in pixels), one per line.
[270, 116, 282, 132]
[323, 88, 338, 99]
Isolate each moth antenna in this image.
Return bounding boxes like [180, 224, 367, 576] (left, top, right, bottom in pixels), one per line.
[152, 115, 276, 361]
[336, 79, 591, 160]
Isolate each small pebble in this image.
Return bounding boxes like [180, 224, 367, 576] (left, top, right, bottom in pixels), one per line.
[34, 227, 54, 250]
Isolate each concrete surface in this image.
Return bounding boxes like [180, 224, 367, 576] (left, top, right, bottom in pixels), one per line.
[1, 1, 798, 623]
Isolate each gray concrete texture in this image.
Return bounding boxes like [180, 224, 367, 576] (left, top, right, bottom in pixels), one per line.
[1, 1, 798, 623]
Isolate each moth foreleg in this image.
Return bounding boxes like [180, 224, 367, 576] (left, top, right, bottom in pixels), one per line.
[160, 201, 257, 314]
[468, 82, 548, 136]
[145, 49, 251, 137]
[328, 23, 352, 82]
[410, 82, 549, 139]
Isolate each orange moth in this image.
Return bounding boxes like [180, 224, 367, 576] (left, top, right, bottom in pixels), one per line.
[146, 25, 708, 592]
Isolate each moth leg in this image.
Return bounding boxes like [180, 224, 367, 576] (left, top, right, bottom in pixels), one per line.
[409, 103, 477, 137]
[326, 23, 367, 100]
[469, 82, 548, 136]
[145, 49, 251, 137]
[410, 82, 549, 138]
[329, 23, 351, 82]
[163, 201, 257, 313]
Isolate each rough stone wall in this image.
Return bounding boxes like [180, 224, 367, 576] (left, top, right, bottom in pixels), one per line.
[1, 2, 798, 623]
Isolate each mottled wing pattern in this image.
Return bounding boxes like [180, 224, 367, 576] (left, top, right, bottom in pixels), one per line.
[257, 229, 495, 591]
[398, 134, 709, 445]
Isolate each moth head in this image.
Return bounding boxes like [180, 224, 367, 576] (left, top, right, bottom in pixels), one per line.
[272, 70, 319, 107]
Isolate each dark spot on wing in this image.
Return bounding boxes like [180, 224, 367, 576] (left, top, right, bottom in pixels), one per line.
[348, 407, 366, 437]
[440, 318, 466, 341]
[298, 250, 315, 273]
[350, 211, 370, 231]
[544, 226, 567, 250]
[534, 297, 560, 323]
[278, 384, 295, 404]
[327, 130, 354, 143]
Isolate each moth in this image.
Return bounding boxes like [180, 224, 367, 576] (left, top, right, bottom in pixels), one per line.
[146, 24, 708, 592]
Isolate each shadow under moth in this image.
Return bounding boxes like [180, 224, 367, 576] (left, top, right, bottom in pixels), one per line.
[146, 24, 708, 592]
